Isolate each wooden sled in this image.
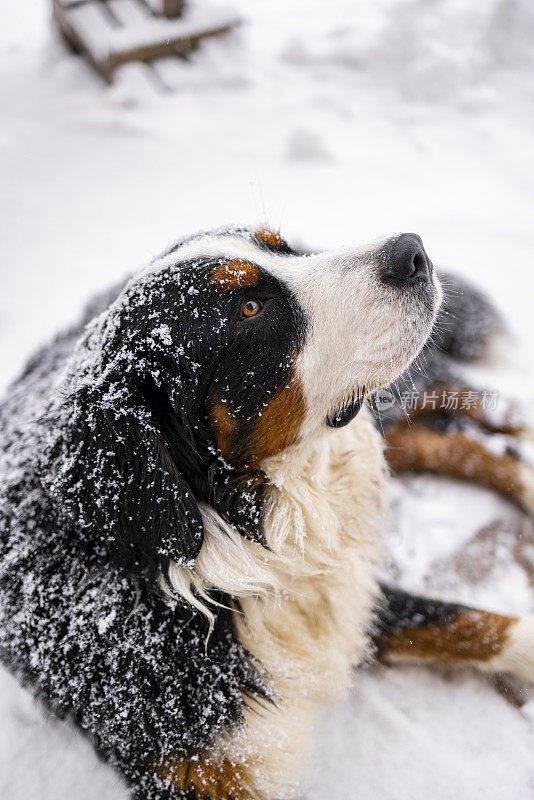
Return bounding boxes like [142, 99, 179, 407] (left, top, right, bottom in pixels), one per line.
[54, 0, 240, 84]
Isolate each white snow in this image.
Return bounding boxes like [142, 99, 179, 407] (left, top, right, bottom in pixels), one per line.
[1, 0, 534, 797]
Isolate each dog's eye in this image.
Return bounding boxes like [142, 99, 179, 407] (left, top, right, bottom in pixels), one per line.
[242, 299, 262, 318]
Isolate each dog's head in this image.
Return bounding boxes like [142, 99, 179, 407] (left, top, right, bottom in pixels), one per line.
[54, 226, 441, 579]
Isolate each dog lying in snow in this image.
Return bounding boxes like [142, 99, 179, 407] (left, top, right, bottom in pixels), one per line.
[1, 226, 533, 800]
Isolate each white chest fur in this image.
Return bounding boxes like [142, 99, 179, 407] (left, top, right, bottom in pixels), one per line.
[224, 412, 387, 799]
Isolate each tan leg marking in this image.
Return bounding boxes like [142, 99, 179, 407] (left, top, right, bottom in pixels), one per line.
[158, 755, 255, 800]
[385, 421, 523, 504]
[379, 609, 516, 666]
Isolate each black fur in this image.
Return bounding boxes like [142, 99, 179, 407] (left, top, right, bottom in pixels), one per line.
[47, 253, 306, 577]
[375, 583, 469, 638]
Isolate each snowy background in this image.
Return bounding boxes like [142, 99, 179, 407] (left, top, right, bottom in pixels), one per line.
[2, 0, 534, 797]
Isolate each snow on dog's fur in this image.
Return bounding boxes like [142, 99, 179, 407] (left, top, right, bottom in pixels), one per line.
[7, 225, 534, 800]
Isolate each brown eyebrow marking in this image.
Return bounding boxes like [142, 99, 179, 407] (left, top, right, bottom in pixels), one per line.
[254, 228, 289, 251]
[211, 260, 259, 292]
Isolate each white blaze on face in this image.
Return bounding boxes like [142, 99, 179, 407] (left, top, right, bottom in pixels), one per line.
[151, 230, 442, 439]
[271, 238, 442, 435]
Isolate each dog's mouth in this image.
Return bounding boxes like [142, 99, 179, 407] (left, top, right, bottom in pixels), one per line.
[326, 389, 366, 428]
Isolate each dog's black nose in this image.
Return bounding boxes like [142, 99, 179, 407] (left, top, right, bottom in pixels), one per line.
[381, 233, 432, 284]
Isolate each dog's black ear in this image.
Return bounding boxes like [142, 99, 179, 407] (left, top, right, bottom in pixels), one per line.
[53, 392, 204, 576]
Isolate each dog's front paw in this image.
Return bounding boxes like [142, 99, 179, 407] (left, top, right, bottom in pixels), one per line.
[518, 460, 534, 517]
[488, 614, 534, 684]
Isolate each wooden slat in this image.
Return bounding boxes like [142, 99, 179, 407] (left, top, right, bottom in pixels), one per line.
[108, 5, 239, 51]
[162, 0, 184, 18]
[107, 0, 151, 26]
[142, 0, 164, 15]
[55, 0, 93, 8]
[54, 0, 114, 80]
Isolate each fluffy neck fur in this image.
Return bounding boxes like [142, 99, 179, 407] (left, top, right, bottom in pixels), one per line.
[167, 409, 388, 799]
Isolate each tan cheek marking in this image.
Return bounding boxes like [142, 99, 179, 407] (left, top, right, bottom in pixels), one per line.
[158, 756, 255, 800]
[210, 398, 238, 462]
[379, 610, 516, 665]
[254, 228, 288, 250]
[249, 372, 306, 465]
[211, 260, 259, 292]
[385, 422, 522, 503]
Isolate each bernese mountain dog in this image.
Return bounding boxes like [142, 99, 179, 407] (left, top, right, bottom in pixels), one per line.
[1, 226, 533, 800]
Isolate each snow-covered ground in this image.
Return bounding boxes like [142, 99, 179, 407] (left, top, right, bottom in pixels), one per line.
[1, 0, 534, 797]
